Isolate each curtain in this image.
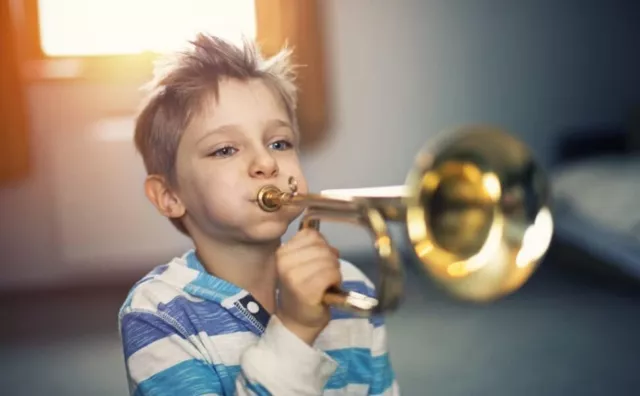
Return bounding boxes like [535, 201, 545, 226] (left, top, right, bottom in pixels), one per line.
[255, 0, 329, 151]
[0, 0, 30, 185]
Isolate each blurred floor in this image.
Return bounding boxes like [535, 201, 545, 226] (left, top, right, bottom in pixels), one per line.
[1, 239, 639, 396]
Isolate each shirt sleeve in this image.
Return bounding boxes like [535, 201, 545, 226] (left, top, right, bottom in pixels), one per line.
[240, 314, 338, 394]
[119, 310, 338, 396]
[336, 258, 401, 395]
[369, 316, 401, 395]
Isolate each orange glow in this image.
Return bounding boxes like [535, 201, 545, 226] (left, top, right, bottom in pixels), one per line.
[37, 0, 256, 57]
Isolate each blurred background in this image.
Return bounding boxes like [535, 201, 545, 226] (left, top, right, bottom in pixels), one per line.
[1, 0, 640, 395]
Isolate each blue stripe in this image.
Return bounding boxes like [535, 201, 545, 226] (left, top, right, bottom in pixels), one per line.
[213, 365, 271, 395]
[182, 250, 242, 302]
[184, 272, 243, 303]
[121, 312, 186, 360]
[155, 296, 249, 336]
[133, 359, 221, 396]
[217, 364, 241, 394]
[325, 347, 372, 389]
[371, 353, 395, 394]
[185, 250, 201, 270]
[121, 298, 251, 358]
[369, 314, 385, 328]
[323, 348, 395, 392]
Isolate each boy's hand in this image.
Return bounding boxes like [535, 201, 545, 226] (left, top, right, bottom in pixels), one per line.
[276, 228, 342, 345]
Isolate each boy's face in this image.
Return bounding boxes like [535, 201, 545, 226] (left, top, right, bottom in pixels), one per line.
[172, 78, 308, 244]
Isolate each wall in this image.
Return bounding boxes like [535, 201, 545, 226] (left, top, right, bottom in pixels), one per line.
[1, 0, 639, 290]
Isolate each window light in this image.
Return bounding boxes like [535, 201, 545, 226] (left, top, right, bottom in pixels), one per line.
[37, 0, 256, 57]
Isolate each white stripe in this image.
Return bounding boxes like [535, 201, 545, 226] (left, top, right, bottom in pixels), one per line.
[327, 381, 398, 396]
[127, 279, 202, 313]
[127, 334, 202, 382]
[371, 325, 388, 357]
[199, 331, 258, 366]
[315, 317, 374, 351]
[178, 251, 192, 263]
[160, 261, 201, 289]
[126, 260, 204, 312]
[386, 380, 401, 395]
[339, 259, 375, 289]
[323, 383, 371, 395]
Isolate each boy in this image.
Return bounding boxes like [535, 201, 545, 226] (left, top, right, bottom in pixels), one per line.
[119, 33, 400, 395]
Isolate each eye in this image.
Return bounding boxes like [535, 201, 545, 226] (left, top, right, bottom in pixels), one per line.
[269, 139, 293, 151]
[210, 146, 238, 158]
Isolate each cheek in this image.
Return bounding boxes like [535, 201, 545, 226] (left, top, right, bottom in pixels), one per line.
[279, 155, 308, 193]
[293, 171, 309, 195]
[295, 176, 309, 195]
[202, 172, 244, 209]
[178, 165, 243, 212]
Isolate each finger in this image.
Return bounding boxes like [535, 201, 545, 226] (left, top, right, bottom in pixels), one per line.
[277, 239, 336, 270]
[290, 227, 319, 242]
[303, 267, 343, 302]
[285, 266, 342, 305]
[291, 228, 329, 248]
[278, 232, 323, 257]
[280, 254, 340, 285]
[280, 261, 340, 288]
[278, 247, 340, 276]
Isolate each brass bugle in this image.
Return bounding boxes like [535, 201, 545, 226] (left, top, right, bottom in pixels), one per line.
[256, 125, 554, 316]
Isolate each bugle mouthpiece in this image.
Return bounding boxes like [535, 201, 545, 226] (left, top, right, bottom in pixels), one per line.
[256, 176, 299, 212]
[256, 185, 285, 212]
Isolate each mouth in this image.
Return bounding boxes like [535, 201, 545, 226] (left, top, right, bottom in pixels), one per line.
[249, 181, 297, 211]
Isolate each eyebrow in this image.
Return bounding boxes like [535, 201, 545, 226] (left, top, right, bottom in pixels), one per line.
[197, 124, 240, 145]
[197, 119, 293, 145]
[266, 119, 292, 131]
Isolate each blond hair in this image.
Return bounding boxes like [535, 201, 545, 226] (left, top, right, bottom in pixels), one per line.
[134, 33, 299, 234]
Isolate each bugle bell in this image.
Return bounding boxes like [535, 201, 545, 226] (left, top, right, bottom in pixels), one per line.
[255, 125, 554, 316]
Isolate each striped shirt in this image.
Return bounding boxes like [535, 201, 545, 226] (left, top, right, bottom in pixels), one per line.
[118, 249, 400, 395]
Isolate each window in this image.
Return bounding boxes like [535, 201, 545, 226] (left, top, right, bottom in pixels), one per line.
[1, 0, 328, 184]
[24, 0, 329, 148]
[37, 0, 256, 57]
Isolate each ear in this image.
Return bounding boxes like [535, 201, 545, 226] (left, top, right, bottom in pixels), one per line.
[144, 174, 186, 219]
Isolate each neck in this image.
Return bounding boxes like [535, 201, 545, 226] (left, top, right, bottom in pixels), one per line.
[192, 234, 280, 313]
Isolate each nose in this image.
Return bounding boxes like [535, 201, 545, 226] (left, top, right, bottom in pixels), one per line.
[249, 149, 279, 179]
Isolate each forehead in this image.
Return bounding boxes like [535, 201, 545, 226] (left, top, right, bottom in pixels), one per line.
[192, 78, 289, 134]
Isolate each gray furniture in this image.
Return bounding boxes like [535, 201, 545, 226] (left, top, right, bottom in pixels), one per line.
[549, 123, 640, 282]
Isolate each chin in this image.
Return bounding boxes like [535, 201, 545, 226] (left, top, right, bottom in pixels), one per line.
[243, 219, 291, 243]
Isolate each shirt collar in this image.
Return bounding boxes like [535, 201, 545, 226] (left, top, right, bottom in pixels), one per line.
[176, 249, 271, 334]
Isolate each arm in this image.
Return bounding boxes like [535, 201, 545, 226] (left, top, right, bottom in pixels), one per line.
[120, 310, 337, 396]
[240, 314, 338, 394]
[370, 316, 401, 395]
